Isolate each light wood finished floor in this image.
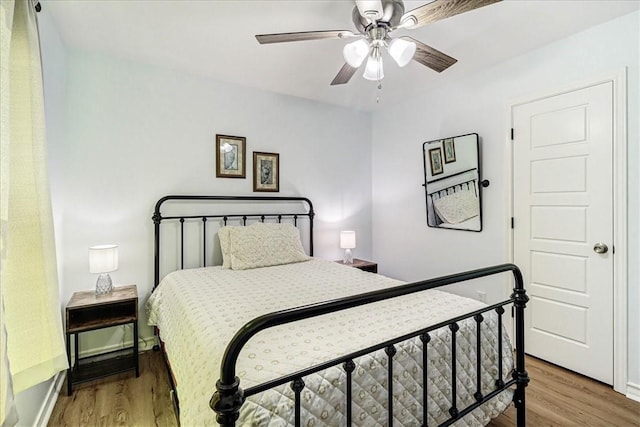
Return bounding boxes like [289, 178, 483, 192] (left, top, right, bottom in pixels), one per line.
[49, 352, 639, 426]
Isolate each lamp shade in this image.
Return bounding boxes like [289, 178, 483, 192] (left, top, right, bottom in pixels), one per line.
[343, 39, 369, 68]
[340, 231, 356, 249]
[388, 38, 416, 67]
[89, 245, 118, 273]
[363, 50, 384, 81]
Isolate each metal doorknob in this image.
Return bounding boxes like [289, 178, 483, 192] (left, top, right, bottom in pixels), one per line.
[593, 243, 608, 254]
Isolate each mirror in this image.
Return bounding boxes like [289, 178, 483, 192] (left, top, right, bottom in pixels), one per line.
[422, 133, 483, 232]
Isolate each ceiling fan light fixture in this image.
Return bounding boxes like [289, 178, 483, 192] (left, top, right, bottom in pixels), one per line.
[363, 48, 384, 81]
[343, 39, 370, 68]
[388, 38, 416, 67]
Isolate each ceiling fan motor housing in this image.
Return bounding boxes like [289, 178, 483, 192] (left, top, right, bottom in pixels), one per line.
[352, 0, 406, 34]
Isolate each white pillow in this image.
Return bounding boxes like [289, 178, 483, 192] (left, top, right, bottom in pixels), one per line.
[433, 190, 479, 224]
[228, 223, 310, 270]
[217, 225, 240, 269]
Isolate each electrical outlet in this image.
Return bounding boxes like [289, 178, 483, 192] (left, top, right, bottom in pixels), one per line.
[477, 291, 487, 302]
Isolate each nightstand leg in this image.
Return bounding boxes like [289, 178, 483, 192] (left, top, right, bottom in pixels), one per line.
[66, 332, 72, 396]
[134, 321, 139, 377]
[74, 332, 79, 369]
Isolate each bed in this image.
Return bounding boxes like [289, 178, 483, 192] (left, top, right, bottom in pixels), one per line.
[147, 195, 528, 426]
[426, 169, 482, 231]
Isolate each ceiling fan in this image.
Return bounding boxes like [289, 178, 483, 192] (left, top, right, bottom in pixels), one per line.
[255, 0, 501, 85]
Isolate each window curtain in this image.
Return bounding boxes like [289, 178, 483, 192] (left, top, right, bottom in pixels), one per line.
[1, 1, 68, 425]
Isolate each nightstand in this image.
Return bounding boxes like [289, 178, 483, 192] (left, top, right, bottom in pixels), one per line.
[65, 285, 139, 395]
[335, 258, 378, 273]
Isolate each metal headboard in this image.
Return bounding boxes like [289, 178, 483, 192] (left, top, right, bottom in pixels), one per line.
[152, 195, 315, 289]
[426, 167, 479, 199]
[428, 177, 479, 201]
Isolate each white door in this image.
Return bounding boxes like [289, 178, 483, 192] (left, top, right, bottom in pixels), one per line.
[512, 81, 613, 384]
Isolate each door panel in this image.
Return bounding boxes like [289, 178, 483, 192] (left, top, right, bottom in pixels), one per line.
[513, 81, 613, 384]
[531, 251, 587, 293]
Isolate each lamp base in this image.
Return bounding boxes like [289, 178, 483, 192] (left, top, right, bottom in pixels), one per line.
[95, 273, 113, 295]
[343, 248, 353, 264]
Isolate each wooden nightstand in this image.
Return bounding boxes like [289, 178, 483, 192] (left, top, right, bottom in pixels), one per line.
[335, 258, 378, 273]
[65, 285, 139, 395]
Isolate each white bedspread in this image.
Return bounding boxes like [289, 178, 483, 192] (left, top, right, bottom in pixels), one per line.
[147, 259, 513, 426]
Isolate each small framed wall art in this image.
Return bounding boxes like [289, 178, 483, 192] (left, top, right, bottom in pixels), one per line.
[443, 138, 456, 163]
[253, 151, 279, 192]
[216, 134, 246, 178]
[429, 147, 443, 176]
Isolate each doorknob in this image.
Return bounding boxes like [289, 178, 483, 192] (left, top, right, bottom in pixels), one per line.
[593, 243, 609, 254]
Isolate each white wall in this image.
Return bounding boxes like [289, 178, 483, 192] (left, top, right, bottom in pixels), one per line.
[44, 44, 373, 354]
[372, 11, 639, 389]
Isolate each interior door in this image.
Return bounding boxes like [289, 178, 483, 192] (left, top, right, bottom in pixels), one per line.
[512, 81, 613, 384]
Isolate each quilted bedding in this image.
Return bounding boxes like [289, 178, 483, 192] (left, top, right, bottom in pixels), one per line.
[146, 259, 513, 426]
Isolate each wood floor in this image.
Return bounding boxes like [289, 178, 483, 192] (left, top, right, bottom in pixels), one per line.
[49, 351, 177, 427]
[48, 351, 639, 427]
[488, 357, 639, 427]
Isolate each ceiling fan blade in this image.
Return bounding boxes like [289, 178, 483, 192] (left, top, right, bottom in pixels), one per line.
[401, 36, 457, 73]
[400, 0, 501, 29]
[330, 63, 358, 85]
[256, 30, 356, 44]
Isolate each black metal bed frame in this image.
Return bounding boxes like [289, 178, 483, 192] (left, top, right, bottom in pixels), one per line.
[152, 195, 315, 288]
[152, 195, 528, 427]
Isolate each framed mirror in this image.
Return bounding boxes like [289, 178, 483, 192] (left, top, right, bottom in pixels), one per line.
[422, 133, 483, 232]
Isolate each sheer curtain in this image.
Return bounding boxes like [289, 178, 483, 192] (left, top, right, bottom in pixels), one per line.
[1, 1, 68, 425]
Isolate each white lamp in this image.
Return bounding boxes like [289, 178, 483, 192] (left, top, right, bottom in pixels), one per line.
[388, 38, 416, 67]
[342, 35, 416, 83]
[89, 245, 118, 295]
[343, 39, 370, 68]
[340, 231, 356, 264]
[363, 47, 384, 81]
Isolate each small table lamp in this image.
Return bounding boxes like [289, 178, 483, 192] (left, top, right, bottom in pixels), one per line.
[89, 245, 118, 295]
[340, 231, 356, 264]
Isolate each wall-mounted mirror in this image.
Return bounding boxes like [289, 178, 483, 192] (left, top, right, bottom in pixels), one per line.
[422, 133, 483, 232]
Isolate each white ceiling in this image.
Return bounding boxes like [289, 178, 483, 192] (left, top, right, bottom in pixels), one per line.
[44, 0, 638, 112]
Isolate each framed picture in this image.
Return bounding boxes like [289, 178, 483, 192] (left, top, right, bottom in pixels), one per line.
[253, 152, 279, 192]
[216, 134, 246, 178]
[443, 138, 456, 163]
[429, 147, 443, 176]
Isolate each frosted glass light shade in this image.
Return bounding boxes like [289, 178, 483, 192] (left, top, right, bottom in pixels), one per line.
[363, 52, 384, 81]
[388, 38, 416, 67]
[340, 231, 356, 249]
[89, 245, 118, 273]
[343, 39, 369, 68]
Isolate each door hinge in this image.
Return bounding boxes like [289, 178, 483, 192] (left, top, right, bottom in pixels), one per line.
[511, 128, 514, 140]
[511, 217, 514, 229]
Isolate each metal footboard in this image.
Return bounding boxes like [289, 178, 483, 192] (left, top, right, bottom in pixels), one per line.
[211, 263, 529, 427]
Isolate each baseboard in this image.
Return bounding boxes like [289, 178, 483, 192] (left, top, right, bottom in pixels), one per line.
[34, 371, 65, 427]
[627, 382, 640, 402]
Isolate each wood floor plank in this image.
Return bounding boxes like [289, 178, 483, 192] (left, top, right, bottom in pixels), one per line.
[48, 351, 639, 426]
[489, 356, 640, 427]
[48, 351, 177, 427]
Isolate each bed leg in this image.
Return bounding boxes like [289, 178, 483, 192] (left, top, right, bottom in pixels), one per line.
[514, 377, 527, 427]
[511, 269, 529, 427]
[210, 377, 245, 427]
